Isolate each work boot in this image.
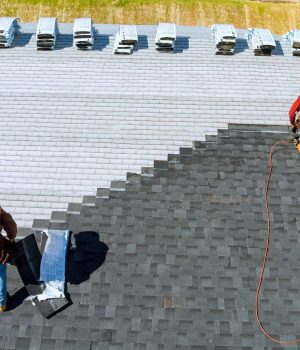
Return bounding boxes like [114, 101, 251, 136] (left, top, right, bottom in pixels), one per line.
[0, 293, 11, 312]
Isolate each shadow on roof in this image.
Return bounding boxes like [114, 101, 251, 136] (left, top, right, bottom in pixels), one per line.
[6, 287, 29, 311]
[174, 36, 190, 53]
[273, 40, 284, 56]
[136, 35, 148, 50]
[55, 34, 73, 50]
[11, 33, 33, 48]
[234, 38, 248, 54]
[93, 34, 110, 50]
[66, 231, 109, 285]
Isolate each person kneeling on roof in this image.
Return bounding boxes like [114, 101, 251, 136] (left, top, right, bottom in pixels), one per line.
[0, 207, 17, 312]
[289, 96, 300, 151]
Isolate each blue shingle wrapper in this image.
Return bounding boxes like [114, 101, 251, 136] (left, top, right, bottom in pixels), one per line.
[38, 229, 69, 301]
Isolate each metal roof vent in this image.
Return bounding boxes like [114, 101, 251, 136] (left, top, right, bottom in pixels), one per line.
[283, 29, 300, 56]
[0, 17, 20, 48]
[211, 24, 237, 55]
[247, 28, 276, 56]
[113, 25, 138, 54]
[36, 17, 59, 50]
[155, 22, 176, 52]
[73, 18, 94, 50]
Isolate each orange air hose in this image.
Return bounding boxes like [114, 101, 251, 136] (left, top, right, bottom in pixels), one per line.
[255, 139, 300, 345]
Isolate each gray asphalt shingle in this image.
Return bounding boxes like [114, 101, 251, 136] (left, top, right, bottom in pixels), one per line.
[3, 123, 300, 349]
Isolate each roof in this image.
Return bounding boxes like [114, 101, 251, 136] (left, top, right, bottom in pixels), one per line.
[1, 21, 300, 350]
[6, 123, 300, 350]
[0, 23, 297, 231]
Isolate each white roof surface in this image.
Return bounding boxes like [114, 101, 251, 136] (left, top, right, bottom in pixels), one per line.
[0, 23, 297, 230]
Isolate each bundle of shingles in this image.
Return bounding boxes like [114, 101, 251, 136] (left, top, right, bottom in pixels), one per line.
[247, 28, 276, 56]
[284, 29, 300, 56]
[155, 23, 176, 52]
[73, 18, 94, 50]
[0, 17, 20, 48]
[113, 25, 138, 54]
[14, 230, 70, 318]
[211, 24, 237, 55]
[36, 17, 59, 50]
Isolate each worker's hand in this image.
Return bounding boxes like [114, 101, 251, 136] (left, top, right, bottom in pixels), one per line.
[290, 137, 299, 144]
[290, 137, 297, 143]
[296, 143, 300, 152]
[0, 250, 13, 264]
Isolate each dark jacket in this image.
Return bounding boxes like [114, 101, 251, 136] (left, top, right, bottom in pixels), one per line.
[0, 207, 17, 240]
[0, 208, 17, 264]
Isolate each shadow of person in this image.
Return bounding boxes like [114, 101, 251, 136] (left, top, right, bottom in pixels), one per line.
[66, 231, 108, 285]
[6, 288, 29, 311]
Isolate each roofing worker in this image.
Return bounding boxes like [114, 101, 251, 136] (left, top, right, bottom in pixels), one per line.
[0, 207, 17, 311]
[289, 96, 300, 151]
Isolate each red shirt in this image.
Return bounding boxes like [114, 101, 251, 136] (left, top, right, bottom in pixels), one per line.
[289, 96, 300, 125]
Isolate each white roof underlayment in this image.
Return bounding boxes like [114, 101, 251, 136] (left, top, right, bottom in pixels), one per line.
[0, 23, 298, 230]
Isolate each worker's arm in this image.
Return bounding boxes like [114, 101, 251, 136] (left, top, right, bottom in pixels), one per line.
[0, 208, 17, 241]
